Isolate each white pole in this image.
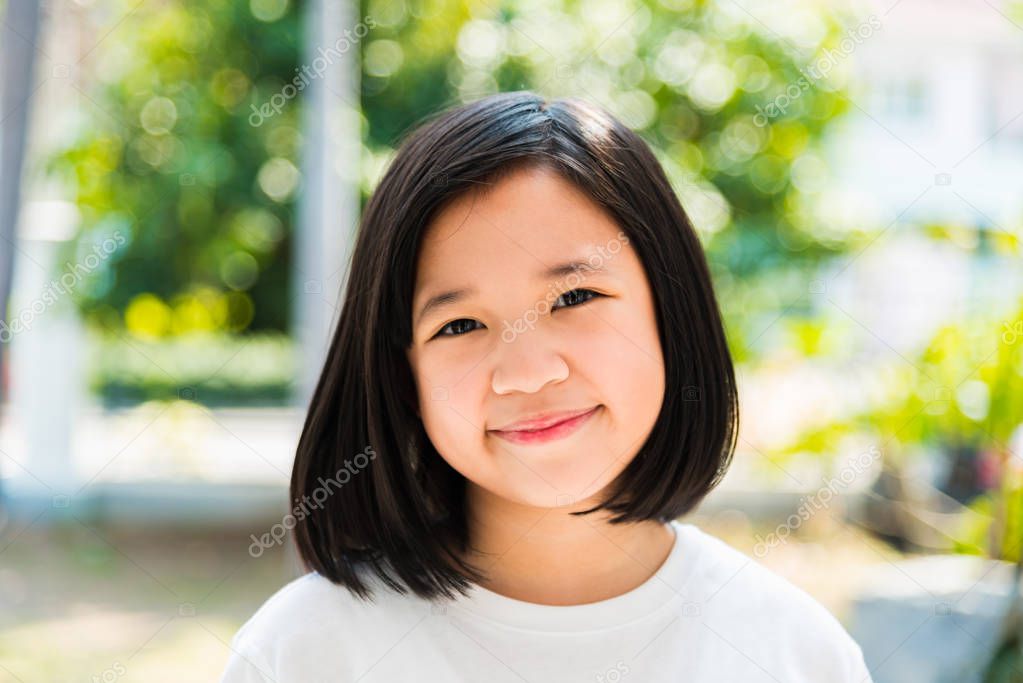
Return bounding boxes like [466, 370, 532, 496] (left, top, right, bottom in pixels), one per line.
[0, 0, 44, 511]
[1, 0, 43, 403]
[292, 0, 361, 410]
[8, 200, 83, 503]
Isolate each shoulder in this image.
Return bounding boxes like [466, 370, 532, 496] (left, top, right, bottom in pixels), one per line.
[223, 571, 433, 681]
[230, 572, 349, 645]
[674, 522, 871, 680]
[675, 522, 849, 628]
[232, 570, 429, 645]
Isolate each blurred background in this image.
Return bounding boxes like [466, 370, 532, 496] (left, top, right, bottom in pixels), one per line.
[0, 0, 1021, 680]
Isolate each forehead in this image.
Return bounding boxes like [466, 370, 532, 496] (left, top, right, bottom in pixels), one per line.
[415, 166, 622, 279]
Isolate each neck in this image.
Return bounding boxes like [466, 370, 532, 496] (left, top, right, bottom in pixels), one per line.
[460, 482, 676, 606]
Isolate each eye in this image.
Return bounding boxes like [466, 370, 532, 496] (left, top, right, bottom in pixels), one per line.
[553, 288, 602, 310]
[434, 318, 484, 338]
[430, 289, 603, 340]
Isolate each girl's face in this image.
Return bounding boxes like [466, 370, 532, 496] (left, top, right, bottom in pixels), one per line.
[406, 165, 665, 508]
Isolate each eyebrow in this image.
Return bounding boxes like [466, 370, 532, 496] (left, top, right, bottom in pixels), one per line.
[415, 259, 608, 325]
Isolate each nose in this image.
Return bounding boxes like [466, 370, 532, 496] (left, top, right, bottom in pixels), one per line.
[490, 335, 569, 395]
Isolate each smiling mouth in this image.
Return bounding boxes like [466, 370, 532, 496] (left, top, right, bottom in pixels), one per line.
[490, 405, 601, 445]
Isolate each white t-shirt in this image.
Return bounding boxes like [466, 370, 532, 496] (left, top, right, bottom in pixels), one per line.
[221, 520, 873, 682]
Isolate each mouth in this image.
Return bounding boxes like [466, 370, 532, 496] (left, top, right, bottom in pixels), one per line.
[489, 405, 601, 446]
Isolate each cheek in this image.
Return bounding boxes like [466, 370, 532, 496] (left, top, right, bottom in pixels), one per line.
[417, 389, 478, 474]
[412, 345, 491, 454]
[411, 341, 483, 415]
[583, 301, 665, 425]
[414, 340, 492, 390]
[577, 299, 664, 380]
[591, 338, 664, 417]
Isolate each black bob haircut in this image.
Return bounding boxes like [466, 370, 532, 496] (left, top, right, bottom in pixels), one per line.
[290, 91, 739, 603]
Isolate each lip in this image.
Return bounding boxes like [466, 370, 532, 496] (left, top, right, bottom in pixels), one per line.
[489, 405, 601, 445]
[491, 406, 600, 432]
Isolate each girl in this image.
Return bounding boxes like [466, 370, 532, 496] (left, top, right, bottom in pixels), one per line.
[222, 91, 873, 682]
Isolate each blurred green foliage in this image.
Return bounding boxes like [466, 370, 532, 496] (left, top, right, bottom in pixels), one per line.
[49, 0, 303, 337]
[778, 296, 1023, 464]
[53, 0, 857, 359]
[772, 296, 1023, 564]
[87, 330, 296, 407]
[360, 0, 858, 362]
